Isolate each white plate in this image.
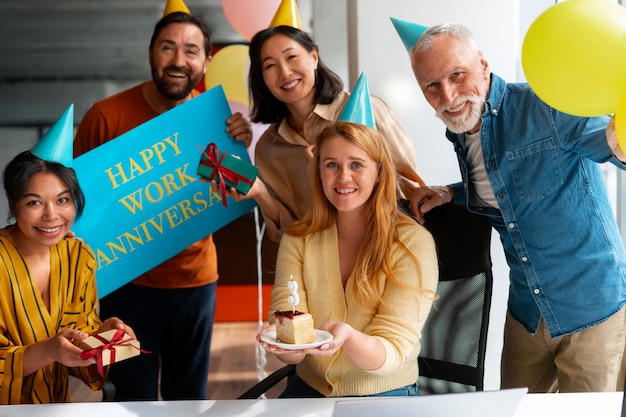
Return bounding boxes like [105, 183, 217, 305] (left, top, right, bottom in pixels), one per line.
[261, 329, 333, 350]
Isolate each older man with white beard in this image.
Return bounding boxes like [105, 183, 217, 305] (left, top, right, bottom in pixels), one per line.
[407, 23, 626, 394]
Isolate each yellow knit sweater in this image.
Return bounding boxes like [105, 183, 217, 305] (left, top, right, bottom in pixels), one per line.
[270, 222, 438, 396]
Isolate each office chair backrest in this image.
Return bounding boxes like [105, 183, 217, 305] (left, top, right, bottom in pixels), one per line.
[418, 202, 493, 394]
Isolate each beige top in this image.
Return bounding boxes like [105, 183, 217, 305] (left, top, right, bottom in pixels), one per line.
[255, 92, 425, 241]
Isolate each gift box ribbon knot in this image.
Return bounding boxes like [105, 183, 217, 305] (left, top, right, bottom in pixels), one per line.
[79, 329, 149, 377]
[198, 143, 254, 208]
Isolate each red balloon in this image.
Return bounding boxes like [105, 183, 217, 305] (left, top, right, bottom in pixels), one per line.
[222, 0, 282, 41]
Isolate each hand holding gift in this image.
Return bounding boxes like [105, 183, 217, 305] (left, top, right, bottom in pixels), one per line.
[196, 142, 259, 208]
[79, 328, 149, 377]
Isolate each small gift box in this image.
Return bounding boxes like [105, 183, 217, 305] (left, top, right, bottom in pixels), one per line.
[196, 143, 258, 207]
[79, 329, 143, 377]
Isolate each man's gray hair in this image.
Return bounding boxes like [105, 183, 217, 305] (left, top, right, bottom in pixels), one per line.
[414, 23, 479, 53]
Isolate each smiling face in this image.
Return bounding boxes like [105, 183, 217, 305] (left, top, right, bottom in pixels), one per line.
[11, 172, 76, 251]
[319, 135, 379, 217]
[259, 33, 319, 107]
[411, 34, 491, 134]
[149, 22, 209, 101]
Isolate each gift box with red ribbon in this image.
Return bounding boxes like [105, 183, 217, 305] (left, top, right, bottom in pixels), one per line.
[196, 143, 258, 208]
[79, 329, 144, 377]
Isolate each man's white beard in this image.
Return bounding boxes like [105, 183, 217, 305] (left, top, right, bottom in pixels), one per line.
[436, 94, 486, 134]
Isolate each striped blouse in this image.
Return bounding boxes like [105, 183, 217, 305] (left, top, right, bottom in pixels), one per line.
[0, 228, 104, 404]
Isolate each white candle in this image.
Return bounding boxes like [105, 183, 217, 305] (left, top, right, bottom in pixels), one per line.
[287, 276, 299, 313]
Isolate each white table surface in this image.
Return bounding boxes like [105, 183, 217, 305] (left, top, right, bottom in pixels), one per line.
[0, 392, 622, 417]
[513, 392, 622, 417]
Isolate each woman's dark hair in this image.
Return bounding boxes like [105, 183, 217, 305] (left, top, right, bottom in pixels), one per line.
[248, 25, 344, 124]
[149, 11, 213, 57]
[3, 151, 86, 222]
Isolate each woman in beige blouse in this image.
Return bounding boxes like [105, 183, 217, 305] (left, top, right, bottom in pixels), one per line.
[229, 25, 425, 241]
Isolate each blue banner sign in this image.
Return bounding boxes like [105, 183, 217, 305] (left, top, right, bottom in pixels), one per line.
[73, 85, 256, 297]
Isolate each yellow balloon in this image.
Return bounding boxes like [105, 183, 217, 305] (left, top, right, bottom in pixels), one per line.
[522, 0, 626, 117]
[204, 44, 250, 106]
[616, 88, 626, 154]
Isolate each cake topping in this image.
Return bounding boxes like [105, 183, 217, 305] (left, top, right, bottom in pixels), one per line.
[274, 310, 306, 323]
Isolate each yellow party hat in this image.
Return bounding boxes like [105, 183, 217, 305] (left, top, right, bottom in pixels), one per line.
[269, 0, 302, 29]
[163, 0, 191, 16]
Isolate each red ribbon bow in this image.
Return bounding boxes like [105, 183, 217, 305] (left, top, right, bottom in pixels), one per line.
[79, 329, 149, 378]
[198, 143, 254, 208]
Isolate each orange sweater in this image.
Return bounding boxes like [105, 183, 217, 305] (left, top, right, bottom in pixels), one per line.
[74, 83, 218, 289]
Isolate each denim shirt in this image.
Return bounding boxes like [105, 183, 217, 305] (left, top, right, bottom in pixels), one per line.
[447, 73, 626, 338]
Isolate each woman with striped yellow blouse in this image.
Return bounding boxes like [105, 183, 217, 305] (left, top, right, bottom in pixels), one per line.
[0, 150, 135, 404]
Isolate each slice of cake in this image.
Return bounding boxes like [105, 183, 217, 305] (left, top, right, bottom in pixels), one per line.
[274, 310, 316, 344]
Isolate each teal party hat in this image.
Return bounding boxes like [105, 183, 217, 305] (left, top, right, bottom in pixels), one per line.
[31, 103, 74, 168]
[337, 72, 376, 129]
[390, 17, 428, 52]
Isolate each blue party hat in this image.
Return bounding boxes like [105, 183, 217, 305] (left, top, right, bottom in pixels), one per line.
[337, 72, 376, 129]
[390, 17, 428, 52]
[31, 104, 74, 168]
